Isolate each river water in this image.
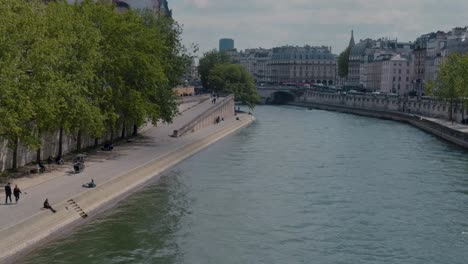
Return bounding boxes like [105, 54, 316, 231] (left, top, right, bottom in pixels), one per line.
[24, 106, 468, 264]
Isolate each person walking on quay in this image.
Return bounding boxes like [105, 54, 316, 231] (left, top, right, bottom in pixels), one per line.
[4, 183, 12, 204]
[43, 198, 56, 213]
[13, 185, 22, 203]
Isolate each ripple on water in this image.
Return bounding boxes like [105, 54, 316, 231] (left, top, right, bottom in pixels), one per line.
[23, 106, 468, 264]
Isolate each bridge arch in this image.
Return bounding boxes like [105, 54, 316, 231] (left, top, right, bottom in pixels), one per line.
[266, 91, 296, 105]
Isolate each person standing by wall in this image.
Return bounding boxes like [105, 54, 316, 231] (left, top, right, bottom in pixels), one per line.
[4, 183, 12, 204]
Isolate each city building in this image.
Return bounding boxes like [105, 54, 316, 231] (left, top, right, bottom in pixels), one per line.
[424, 31, 448, 84]
[380, 54, 413, 95]
[413, 33, 432, 95]
[269, 45, 336, 85]
[347, 34, 414, 91]
[347, 39, 374, 88]
[219, 38, 235, 52]
[239, 48, 272, 83]
[420, 27, 468, 87]
[69, 0, 172, 16]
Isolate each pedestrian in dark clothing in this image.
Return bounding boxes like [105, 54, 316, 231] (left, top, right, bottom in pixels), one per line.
[43, 199, 56, 213]
[38, 161, 46, 173]
[13, 185, 21, 203]
[4, 183, 12, 204]
[55, 155, 64, 165]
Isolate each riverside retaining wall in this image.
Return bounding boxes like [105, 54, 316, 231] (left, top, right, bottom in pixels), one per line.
[293, 91, 468, 149]
[299, 91, 468, 122]
[0, 98, 208, 172]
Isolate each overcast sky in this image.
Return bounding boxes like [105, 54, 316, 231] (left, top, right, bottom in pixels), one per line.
[168, 0, 468, 56]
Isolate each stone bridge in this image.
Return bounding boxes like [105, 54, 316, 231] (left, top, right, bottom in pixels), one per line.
[256, 86, 304, 104]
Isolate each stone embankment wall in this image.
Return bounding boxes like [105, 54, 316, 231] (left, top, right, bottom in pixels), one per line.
[0, 97, 209, 172]
[299, 91, 468, 122]
[0, 130, 118, 172]
[293, 91, 468, 148]
[172, 95, 235, 137]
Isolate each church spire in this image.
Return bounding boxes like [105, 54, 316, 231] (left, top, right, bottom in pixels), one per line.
[349, 30, 355, 47]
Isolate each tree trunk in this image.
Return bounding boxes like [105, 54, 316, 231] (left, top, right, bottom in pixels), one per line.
[76, 130, 82, 152]
[450, 98, 454, 123]
[121, 122, 126, 139]
[36, 148, 41, 164]
[36, 130, 42, 163]
[462, 103, 465, 123]
[94, 137, 99, 148]
[133, 124, 138, 136]
[58, 127, 64, 157]
[12, 137, 19, 170]
[110, 128, 114, 144]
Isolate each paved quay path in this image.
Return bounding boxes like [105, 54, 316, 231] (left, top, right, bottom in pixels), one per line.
[0, 96, 253, 262]
[423, 117, 468, 133]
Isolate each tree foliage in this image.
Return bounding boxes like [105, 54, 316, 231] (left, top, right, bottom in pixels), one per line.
[426, 52, 468, 120]
[208, 64, 260, 108]
[197, 50, 230, 90]
[337, 46, 351, 78]
[0, 0, 189, 169]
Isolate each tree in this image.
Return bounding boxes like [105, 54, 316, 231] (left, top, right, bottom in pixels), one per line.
[45, 1, 105, 153]
[0, 0, 43, 169]
[426, 53, 468, 121]
[198, 50, 231, 90]
[337, 46, 351, 78]
[208, 64, 260, 108]
[0, 0, 189, 170]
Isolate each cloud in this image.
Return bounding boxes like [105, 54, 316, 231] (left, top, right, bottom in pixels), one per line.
[170, 0, 468, 55]
[187, 0, 209, 8]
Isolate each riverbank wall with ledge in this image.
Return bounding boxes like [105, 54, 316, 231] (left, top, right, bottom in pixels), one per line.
[291, 98, 468, 149]
[0, 113, 255, 264]
[0, 96, 208, 172]
[297, 90, 468, 122]
[172, 95, 235, 137]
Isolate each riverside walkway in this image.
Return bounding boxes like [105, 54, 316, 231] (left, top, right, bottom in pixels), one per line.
[0, 96, 254, 263]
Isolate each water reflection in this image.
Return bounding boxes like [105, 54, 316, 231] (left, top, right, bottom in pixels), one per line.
[24, 106, 468, 264]
[24, 172, 188, 264]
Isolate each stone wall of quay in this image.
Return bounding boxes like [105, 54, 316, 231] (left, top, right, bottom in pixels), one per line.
[299, 91, 468, 122]
[0, 98, 208, 172]
[0, 126, 131, 172]
[293, 91, 468, 149]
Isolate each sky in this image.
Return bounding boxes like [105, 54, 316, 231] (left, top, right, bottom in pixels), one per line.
[166, 0, 468, 56]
